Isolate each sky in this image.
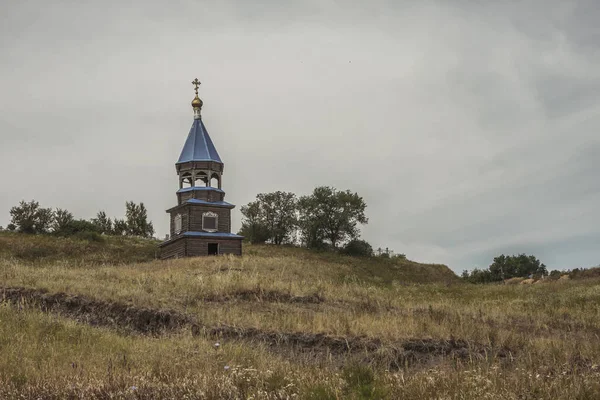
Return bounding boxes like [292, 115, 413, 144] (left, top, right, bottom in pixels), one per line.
[1, 0, 599, 272]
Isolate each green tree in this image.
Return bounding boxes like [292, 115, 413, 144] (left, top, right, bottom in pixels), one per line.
[92, 211, 113, 234]
[240, 191, 297, 245]
[257, 191, 297, 245]
[112, 218, 128, 236]
[9, 200, 54, 234]
[52, 208, 74, 234]
[239, 201, 270, 244]
[298, 187, 368, 249]
[296, 199, 326, 249]
[125, 201, 154, 238]
[489, 254, 547, 280]
[463, 254, 547, 283]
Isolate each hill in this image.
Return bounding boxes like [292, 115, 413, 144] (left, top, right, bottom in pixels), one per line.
[0, 231, 159, 265]
[0, 231, 459, 285]
[1, 232, 599, 398]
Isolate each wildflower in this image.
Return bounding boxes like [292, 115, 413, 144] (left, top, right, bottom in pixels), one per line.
[224, 366, 230, 371]
[130, 386, 138, 391]
[214, 342, 220, 349]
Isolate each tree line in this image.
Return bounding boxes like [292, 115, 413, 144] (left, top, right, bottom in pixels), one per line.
[3, 200, 154, 240]
[462, 254, 548, 283]
[238, 186, 404, 258]
[3, 187, 402, 258]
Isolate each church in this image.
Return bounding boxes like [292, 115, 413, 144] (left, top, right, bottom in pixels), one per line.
[159, 79, 243, 259]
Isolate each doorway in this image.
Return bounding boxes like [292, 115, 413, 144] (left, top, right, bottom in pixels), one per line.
[208, 243, 219, 256]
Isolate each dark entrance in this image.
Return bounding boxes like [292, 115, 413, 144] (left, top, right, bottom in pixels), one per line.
[208, 243, 219, 255]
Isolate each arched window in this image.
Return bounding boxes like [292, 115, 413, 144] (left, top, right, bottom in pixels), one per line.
[181, 172, 193, 188]
[210, 173, 220, 189]
[194, 172, 208, 187]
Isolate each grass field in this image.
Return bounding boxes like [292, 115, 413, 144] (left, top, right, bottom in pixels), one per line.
[1, 232, 599, 399]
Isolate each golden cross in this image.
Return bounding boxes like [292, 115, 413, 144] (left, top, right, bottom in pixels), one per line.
[191, 78, 201, 95]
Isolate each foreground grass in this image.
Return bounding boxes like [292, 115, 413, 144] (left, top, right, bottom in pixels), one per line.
[1, 232, 600, 398]
[2, 305, 599, 399]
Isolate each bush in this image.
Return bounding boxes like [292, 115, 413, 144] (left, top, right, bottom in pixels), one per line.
[342, 239, 374, 257]
[569, 267, 600, 280]
[54, 219, 100, 237]
[548, 270, 562, 280]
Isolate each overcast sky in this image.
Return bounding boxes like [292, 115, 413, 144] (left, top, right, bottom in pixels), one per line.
[1, 0, 599, 272]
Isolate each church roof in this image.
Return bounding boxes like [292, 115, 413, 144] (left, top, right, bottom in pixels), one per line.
[185, 199, 235, 208]
[177, 119, 223, 164]
[183, 231, 244, 239]
[177, 187, 225, 194]
[165, 198, 235, 213]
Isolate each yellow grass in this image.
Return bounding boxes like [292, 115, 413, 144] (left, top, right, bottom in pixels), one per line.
[1, 232, 600, 398]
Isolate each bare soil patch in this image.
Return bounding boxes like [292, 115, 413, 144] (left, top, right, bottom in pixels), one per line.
[1, 286, 510, 369]
[1, 287, 192, 334]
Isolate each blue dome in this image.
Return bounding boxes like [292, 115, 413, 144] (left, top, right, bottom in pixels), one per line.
[177, 119, 222, 164]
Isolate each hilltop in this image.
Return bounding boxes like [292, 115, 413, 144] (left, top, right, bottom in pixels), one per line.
[0, 231, 459, 286]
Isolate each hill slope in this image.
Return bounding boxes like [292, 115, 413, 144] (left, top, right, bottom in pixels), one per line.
[0, 232, 458, 285]
[2, 232, 599, 398]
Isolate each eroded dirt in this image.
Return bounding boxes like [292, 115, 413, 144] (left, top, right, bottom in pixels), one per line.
[1, 287, 193, 334]
[0, 286, 509, 369]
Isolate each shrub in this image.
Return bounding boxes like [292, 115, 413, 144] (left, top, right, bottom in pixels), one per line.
[569, 267, 600, 280]
[342, 239, 374, 257]
[54, 219, 100, 237]
[548, 270, 562, 280]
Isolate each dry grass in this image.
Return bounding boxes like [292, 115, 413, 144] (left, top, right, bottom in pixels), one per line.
[1, 232, 600, 398]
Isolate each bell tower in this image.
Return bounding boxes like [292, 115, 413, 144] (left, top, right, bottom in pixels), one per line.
[159, 79, 243, 259]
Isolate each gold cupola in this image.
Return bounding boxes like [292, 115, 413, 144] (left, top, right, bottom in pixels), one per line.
[191, 78, 203, 119]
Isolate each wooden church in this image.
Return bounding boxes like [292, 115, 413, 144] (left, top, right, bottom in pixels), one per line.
[159, 79, 243, 259]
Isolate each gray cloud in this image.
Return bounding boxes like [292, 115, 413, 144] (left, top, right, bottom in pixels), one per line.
[1, 0, 599, 272]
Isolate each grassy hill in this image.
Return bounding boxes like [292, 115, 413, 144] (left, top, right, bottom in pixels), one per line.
[0, 231, 160, 265]
[0, 231, 459, 285]
[1, 232, 599, 399]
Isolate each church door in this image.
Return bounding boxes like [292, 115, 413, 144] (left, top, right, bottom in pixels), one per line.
[208, 243, 219, 256]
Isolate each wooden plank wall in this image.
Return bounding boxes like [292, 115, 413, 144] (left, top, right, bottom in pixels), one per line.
[186, 238, 242, 256]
